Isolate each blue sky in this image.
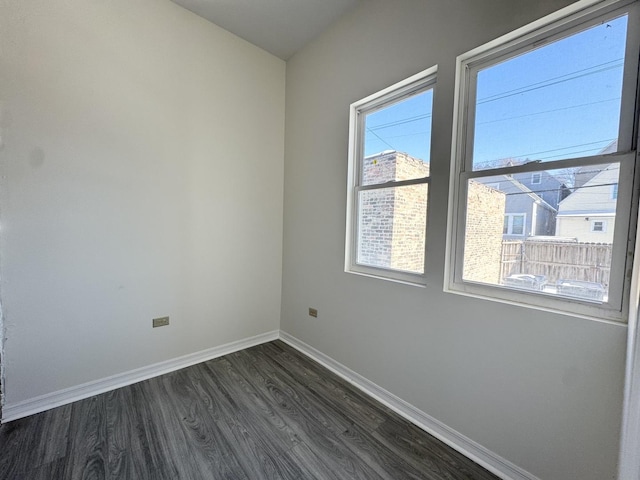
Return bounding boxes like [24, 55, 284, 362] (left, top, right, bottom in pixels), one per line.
[363, 13, 628, 170]
[363, 89, 433, 162]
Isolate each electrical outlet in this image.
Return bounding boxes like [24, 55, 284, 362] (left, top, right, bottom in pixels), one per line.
[153, 316, 170, 328]
[308, 308, 318, 318]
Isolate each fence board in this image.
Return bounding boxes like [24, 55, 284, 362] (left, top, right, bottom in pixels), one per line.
[500, 240, 612, 286]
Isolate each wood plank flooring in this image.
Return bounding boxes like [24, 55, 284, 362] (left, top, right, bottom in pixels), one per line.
[0, 340, 500, 479]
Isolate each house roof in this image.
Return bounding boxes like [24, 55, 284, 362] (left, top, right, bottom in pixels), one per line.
[558, 163, 619, 214]
[504, 176, 557, 212]
[480, 175, 557, 212]
[573, 140, 618, 188]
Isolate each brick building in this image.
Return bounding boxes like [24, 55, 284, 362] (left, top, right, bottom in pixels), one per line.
[463, 181, 507, 284]
[358, 151, 506, 280]
[358, 151, 429, 273]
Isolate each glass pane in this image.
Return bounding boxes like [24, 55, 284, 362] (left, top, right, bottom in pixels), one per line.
[362, 89, 432, 185]
[357, 184, 428, 274]
[512, 215, 525, 235]
[472, 15, 628, 171]
[463, 164, 619, 303]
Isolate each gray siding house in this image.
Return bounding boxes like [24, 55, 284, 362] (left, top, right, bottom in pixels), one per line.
[478, 169, 568, 240]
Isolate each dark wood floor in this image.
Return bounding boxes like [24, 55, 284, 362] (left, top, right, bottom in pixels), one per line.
[0, 340, 499, 479]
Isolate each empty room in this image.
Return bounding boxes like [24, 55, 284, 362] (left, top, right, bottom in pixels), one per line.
[1, 0, 640, 479]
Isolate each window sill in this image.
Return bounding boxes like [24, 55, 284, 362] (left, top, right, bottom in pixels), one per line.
[444, 280, 628, 325]
[345, 266, 427, 288]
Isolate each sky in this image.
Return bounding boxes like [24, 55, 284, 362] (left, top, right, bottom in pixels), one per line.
[362, 13, 628, 171]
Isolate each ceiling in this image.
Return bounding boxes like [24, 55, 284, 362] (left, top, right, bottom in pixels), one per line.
[170, 0, 360, 60]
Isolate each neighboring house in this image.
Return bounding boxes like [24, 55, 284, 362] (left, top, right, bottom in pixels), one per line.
[512, 169, 569, 210]
[477, 169, 566, 240]
[572, 140, 618, 189]
[556, 163, 619, 243]
[574, 164, 605, 189]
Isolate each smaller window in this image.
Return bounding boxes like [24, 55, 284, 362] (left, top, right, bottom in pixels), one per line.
[504, 214, 526, 236]
[612, 184, 619, 200]
[591, 220, 607, 232]
[531, 172, 542, 185]
[345, 67, 437, 285]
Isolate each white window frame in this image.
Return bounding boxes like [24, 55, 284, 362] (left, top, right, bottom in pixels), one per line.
[591, 220, 607, 232]
[446, 0, 640, 322]
[531, 172, 542, 185]
[504, 213, 527, 236]
[345, 66, 437, 286]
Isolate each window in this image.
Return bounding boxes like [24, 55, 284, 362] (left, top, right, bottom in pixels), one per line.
[591, 220, 607, 232]
[346, 67, 436, 284]
[504, 214, 526, 236]
[447, 0, 640, 321]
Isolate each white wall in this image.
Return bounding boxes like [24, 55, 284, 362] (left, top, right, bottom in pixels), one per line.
[556, 216, 616, 243]
[281, 1, 627, 479]
[0, 0, 285, 406]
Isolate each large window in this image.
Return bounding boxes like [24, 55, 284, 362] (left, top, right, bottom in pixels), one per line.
[447, 1, 640, 321]
[345, 67, 436, 284]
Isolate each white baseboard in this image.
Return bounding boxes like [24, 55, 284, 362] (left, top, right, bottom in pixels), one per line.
[2, 328, 539, 480]
[2, 330, 279, 423]
[279, 331, 540, 480]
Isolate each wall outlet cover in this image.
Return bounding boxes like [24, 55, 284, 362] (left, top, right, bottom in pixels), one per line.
[152, 316, 170, 328]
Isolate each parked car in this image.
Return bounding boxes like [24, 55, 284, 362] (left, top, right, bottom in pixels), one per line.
[556, 279, 605, 301]
[503, 274, 547, 291]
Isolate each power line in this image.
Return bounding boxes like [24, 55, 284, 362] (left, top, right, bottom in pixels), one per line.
[479, 138, 616, 164]
[477, 58, 623, 105]
[477, 167, 620, 196]
[478, 58, 621, 102]
[537, 147, 611, 161]
[500, 181, 618, 196]
[365, 59, 623, 157]
[368, 113, 432, 131]
[366, 127, 395, 150]
[476, 97, 620, 126]
[370, 99, 620, 142]
[479, 63, 622, 105]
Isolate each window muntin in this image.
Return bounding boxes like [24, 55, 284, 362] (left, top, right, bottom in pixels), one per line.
[449, 1, 640, 321]
[346, 68, 436, 284]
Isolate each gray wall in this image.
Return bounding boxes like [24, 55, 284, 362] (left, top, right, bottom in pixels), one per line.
[281, 1, 627, 479]
[0, 0, 285, 406]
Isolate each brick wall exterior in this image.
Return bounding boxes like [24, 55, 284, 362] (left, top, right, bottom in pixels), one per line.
[357, 154, 504, 279]
[358, 188, 397, 269]
[358, 152, 428, 274]
[463, 181, 506, 284]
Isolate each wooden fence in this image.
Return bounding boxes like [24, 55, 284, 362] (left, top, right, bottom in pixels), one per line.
[500, 240, 612, 286]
